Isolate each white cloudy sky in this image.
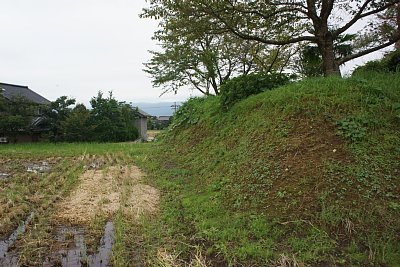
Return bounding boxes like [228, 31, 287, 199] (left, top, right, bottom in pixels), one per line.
[0, 0, 201, 104]
[0, 1, 389, 104]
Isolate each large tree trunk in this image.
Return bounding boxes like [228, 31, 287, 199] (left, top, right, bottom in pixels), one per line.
[317, 32, 341, 76]
[396, 3, 400, 50]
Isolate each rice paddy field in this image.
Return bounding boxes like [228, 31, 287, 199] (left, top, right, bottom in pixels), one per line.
[0, 142, 157, 266]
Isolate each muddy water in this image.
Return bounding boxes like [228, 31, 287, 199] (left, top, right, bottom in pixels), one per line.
[87, 222, 114, 266]
[45, 222, 115, 267]
[0, 172, 9, 181]
[0, 212, 34, 266]
[26, 161, 51, 173]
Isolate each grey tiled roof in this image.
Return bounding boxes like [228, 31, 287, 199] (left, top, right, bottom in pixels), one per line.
[136, 108, 151, 118]
[0, 82, 50, 105]
[157, 116, 171, 121]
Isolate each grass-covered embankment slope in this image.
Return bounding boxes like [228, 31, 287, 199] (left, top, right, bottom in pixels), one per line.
[143, 72, 400, 266]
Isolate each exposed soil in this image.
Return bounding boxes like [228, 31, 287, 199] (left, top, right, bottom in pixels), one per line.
[277, 117, 351, 174]
[43, 163, 159, 265]
[267, 118, 352, 216]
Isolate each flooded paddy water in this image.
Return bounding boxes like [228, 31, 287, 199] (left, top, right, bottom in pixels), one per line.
[43, 221, 114, 267]
[0, 212, 34, 266]
[0, 173, 9, 181]
[0, 152, 159, 266]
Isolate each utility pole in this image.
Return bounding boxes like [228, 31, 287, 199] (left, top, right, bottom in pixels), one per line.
[171, 102, 180, 113]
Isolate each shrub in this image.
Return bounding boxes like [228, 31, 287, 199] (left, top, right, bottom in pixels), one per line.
[384, 49, 400, 72]
[170, 97, 208, 130]
[60, 104, 93, 142]
[89, 92, 139, 142]
[219, 73, 291, 110]
[353, 50, 400, 74]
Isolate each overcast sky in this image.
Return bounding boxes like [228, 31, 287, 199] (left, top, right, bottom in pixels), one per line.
[0, 0, 201, 104]
[0, 1, 389, 105]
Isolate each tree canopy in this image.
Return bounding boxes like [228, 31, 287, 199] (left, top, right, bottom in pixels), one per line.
[143, 0, 400, 77]
[60, 104, 93, 142]
[43, 93, 140, 143]
[89, 92, 139, 142]
[43, 96, 76, 141]
[0, 94, 36, 142]
[142, 1, 296, 95]
[378, 3, 400, 49]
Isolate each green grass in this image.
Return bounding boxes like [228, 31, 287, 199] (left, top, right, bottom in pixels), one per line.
[0, 142, 150, 157]
[140, 72, 400, 266]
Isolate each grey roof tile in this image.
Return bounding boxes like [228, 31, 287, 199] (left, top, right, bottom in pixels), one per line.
[136, 108, 151, 118]
[0, 82, 50, 105]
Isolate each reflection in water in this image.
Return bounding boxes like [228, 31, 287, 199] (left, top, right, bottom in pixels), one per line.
[0, 212, 34, 266]
[44, 222, 115, 267]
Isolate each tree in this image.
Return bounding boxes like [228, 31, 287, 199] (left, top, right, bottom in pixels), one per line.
[0, 89, 6, 112]
[397, 4, 400, 49]
[43, 96, 76, 141]
[142, 3, 295, 95]
[295, 34, 356, 77]
[89, 92, 139, 142]
[60, 104, 93, 142]
[143, 0, 400, 77]
[0, 95, 36, 142]
[378, 3, 400, 49]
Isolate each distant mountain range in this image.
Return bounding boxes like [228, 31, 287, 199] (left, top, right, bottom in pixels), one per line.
[131, 102, 183, 117]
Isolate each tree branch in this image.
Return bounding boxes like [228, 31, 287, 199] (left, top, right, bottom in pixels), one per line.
[267, 47, 281, 73]
[321, 0, 335, 21]
[306, 0, 320, 22]
[201, 2, 317, 45]
[338, 37, 399, 65]
[334, 0, 399, 37]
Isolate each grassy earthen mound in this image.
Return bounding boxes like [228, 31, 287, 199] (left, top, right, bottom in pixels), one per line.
[149, 72, 400, 266]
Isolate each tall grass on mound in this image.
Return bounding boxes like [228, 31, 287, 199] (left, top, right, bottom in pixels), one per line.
[143, 72, 400, 266]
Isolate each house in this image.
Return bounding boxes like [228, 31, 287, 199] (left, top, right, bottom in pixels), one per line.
[0, 82, 51, 143]
[157, 115, 172, 122]
[1, 82, 50, 105]
[157, 115, 172, 128]
[135, 108, 151, 141]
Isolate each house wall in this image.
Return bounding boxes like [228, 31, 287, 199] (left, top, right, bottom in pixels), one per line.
[134, 117, 148, 141]
[16, 135, 35, 143]
[12, 134, 40, 143]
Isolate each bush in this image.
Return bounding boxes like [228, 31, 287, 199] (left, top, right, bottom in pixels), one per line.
[89, 92, 139, 142]
[60, 104, 94, 142]
[170, 97, 207, 130]
[384, 49, 400, 72]
[353, 50, 400, 74]
[219, 73, 291, 110]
